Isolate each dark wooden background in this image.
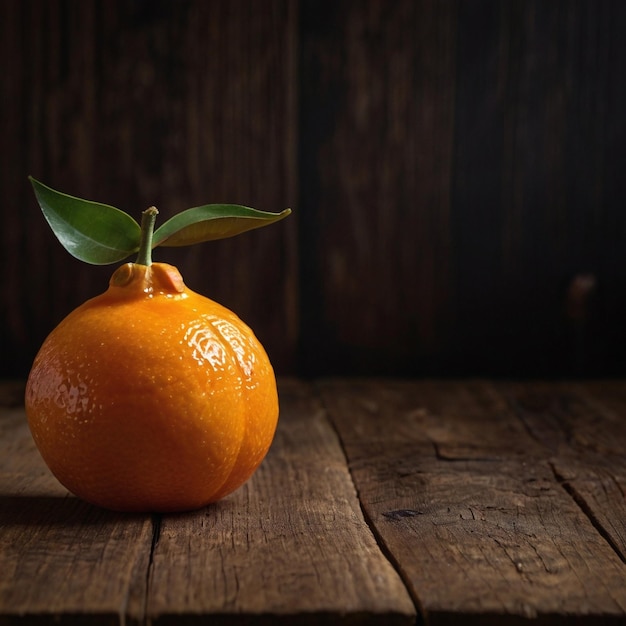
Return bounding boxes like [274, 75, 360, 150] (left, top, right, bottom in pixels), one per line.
[1, 0, 625, 379]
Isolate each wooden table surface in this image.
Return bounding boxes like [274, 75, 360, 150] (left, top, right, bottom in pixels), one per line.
[1, 378, 626, 625]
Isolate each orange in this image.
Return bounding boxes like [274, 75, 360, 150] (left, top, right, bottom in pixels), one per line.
[24, 262, 279, 512]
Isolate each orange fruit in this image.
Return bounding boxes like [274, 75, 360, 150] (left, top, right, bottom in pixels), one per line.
[25, 262, 279, 512]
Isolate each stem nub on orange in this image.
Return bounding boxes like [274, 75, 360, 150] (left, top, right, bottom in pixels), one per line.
[25, 262, 278, 512]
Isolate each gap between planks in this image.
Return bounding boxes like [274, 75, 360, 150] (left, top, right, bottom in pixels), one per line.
[315, 380, 429, 622]
[318, 378, 626, 626]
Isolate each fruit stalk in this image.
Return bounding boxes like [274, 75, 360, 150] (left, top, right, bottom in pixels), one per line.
[135, 207, 159, 266]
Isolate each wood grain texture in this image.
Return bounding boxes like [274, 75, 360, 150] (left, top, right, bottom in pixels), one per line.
[299, 0, 457, 376]
[0, 0, 297, 378]
[299, 0, 626, 378]
[449, 0, 626, 379]
[319, 379, 626, 625]
[3, 378, 626, 624]
[143, 379, 415, 625]
[503, 380, 626, 563]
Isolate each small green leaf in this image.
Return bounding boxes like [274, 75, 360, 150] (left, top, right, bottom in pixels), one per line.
[153, 205, 291, 248]
[29, 176, 141, 265]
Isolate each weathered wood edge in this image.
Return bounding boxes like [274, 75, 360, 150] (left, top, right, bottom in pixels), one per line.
[499, 380, 626, 564]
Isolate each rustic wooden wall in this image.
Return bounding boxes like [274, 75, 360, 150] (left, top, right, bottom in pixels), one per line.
[299, 0, 626, 377]
[2, 0, 625, 378]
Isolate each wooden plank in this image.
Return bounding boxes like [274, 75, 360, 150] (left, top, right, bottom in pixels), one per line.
[0, 382, 154, 625]
[298, 0, 626, 379]
[298, 0, 457, 376]
[503, 380, 626, 563]
[446, 0, 626, 379]
[143, 379, 416, 625]
[319, 379, 626, 625]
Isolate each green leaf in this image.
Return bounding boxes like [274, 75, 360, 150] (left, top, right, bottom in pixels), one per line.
[29, 177, 292, 266]
[29, 176, 141, 265]
[153, 205, 291, 248]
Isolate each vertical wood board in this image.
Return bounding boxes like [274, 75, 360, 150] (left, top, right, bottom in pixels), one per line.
[299, 0, 457, 375]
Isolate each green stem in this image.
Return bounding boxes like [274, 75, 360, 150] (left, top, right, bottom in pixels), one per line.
[135, 207, 159, 266]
